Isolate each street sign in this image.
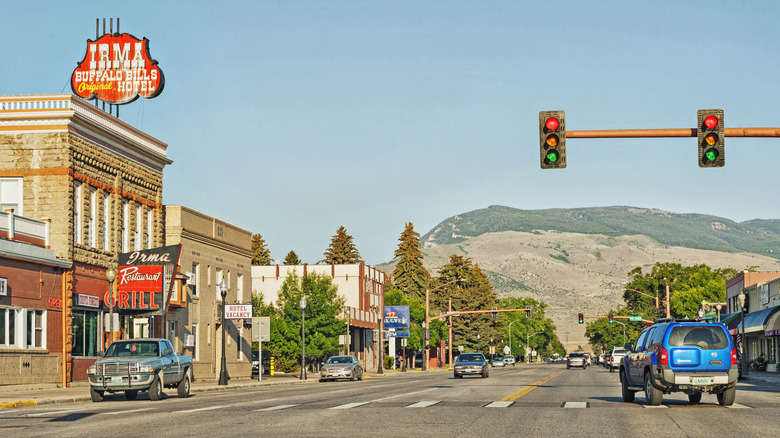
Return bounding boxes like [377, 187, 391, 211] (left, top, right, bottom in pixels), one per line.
[225, 304, 252, 319]
[384, 331, 410, 338]
[384, 306, 410, 328]
[252, 316, 270, 342]
[629, 316, 641, 321]
[504, 346, 510, 355]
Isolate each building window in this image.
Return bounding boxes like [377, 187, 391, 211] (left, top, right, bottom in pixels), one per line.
[122, 199, 129, 252]
[74, 182, 82, 245]
[191, 323, 199, 361]
[0, 307, 46, 350]
[71, 309, 99, 356]
[237, 326, 243, 360]
[216, 268, 223, 300]
[103, 192, 111, 251]
[0, 177, 23, 214]
[89, 187, 97, 247]
[190, 262, 199, 297]
[168, 320, 177, 346]
[147, 207, 153, 249]
[135, 204, 142, 251]
[237, 273, 243, 303]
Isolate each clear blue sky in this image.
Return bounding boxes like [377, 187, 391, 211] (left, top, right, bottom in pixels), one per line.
[3, 1, 780, 265]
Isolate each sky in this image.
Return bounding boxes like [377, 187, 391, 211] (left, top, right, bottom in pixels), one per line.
[3, 1, 780, 266]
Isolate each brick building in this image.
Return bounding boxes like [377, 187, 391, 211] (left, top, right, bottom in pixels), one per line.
[0, 94, 171, 383]
[164, 205, 253, 381]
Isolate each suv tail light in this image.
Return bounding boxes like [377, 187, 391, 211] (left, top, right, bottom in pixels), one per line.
[731, 348, 737, 365]
[659, 347, 668, 366]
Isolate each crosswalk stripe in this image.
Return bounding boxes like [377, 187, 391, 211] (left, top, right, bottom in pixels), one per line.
[255, 404, 299, 411]
[642, 405, 668, 409]
[485, 401, 513, 408]
[563, 402, 587, 408]
[406, 401, 440, 408]
[330, 402, 369, 410]
[174, 405, 228, 413]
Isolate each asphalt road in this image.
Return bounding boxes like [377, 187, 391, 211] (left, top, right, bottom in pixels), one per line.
[2, 364, 779, 437]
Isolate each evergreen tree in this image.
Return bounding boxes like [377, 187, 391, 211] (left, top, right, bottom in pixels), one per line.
[391, 222, 430, 302]
[283, 250, 301, 265]
[251, 233, 272, 266]
[321, 226, 362, 264]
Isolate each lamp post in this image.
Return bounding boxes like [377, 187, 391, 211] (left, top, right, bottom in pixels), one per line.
[105, 267, 117, 348]
[300, 296, 307, 380]
[507, 320, 520, 356]
[625, 288, 659, 316]
[526, 331, 542, 363]
[615, 321, 627, 345]
[424, 278, 465, 371]
[738, 291, 749, 376]
[218, 278, 229, 385]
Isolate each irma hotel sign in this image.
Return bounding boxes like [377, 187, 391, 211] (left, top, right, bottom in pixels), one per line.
[109, 245, 181, 316]
[71, 32, 164, 104]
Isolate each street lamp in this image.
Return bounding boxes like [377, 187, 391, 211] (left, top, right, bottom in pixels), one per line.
[425, 278, 465, 371]
[300, 296, 307, 380]
[615, 321, 627, 345]
[507, 320, 520, 355]
[477, 334, 481, 354]
[105, 267, 117, 348]
[218, 278, 229, 385]
[738, 291, 749, 376]
[526, 331, 542, 363]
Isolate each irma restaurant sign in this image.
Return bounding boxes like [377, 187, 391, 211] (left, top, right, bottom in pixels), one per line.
[71, 32, 164, 104]
[112, 245, 181, 315]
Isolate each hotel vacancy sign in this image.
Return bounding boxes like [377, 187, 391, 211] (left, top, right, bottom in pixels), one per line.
[71, 32, 164, 104]
[225, 304, 252, 319]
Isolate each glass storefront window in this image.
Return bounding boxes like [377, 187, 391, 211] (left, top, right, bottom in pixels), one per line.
[72, 309, 98, 356]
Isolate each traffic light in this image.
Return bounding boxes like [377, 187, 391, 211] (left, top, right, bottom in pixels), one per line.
[492, 307, 498, 320]
[608, 314, 614, 324]
[697, 109, 724, 168]
[539, 110, 566, 169]
[578, 313, 584, 324]
[526, 309, 532, 318]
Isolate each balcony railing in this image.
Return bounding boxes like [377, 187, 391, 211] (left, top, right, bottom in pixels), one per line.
[0, 210, 50, 247]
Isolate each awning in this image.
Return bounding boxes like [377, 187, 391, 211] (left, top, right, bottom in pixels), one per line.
[736, 305, 780, 334]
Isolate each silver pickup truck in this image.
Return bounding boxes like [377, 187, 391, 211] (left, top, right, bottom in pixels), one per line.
[87, 338, 193, 402]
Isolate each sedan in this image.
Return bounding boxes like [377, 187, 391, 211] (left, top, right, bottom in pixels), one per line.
[492, 357, 505, 367]
[320, 355, 363, 382]
[454, 353, 489, 379]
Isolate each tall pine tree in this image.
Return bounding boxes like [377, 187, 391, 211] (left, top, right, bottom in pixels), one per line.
[391, 222, 430, 302]
[283, 250, 301, 265]
[321, 226, 362, 264]
[251, 233, 272, 266]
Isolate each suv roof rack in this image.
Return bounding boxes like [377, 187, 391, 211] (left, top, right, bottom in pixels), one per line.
[653, 317, 712, 324]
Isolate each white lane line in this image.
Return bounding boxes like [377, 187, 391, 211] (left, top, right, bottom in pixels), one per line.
[174, 405, 229, 413]
[485, 401, 513, 408]
[102, 408, 154, 415]
[726, 403, 751, 409]
[642, 405, 667, 408]
[330, 402, 369, 410]
[25, 409, 86, 417]
[406, 401, 440, 408]
[563, 402, 587, 408]
[255, 404, 299, 411]
[371, 387, 437, 403]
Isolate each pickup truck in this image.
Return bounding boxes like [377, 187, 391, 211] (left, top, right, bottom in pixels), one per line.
[87, 338, 193, 402]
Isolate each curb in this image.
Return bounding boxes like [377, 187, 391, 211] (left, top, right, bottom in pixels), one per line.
[0, 400, 37, 409]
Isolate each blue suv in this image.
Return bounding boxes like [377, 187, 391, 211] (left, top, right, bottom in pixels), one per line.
[619, 318, 738, 406]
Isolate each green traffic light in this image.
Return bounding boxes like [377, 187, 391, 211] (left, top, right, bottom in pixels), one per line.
[704, 148, 719, 161]
[546, 149, 559, 163]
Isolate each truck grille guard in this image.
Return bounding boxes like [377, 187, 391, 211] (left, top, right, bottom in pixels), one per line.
[98, 362, 139, 388]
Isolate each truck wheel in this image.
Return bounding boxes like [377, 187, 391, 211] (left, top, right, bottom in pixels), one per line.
[177, 372, 191, 398]
[644, 372, 663, 406]
[688, 392, 702, 404]
[90, 386, 104, 402]
[717, 386, 736, 406]
[125, 390, 138, 400]
[149, 374, 163, 401]
[621, 370, 635, 403]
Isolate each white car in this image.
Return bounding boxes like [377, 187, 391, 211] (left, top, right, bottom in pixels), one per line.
[492, 357, 505, 367]
[503, 355, 516, 366]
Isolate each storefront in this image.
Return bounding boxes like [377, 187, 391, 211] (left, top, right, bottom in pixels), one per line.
[736, 305, 780, 373]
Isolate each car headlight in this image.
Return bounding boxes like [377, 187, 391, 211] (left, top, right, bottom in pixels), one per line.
[139, 366, 155, 373]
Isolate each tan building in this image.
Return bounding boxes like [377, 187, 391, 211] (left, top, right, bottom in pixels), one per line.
[252, 263, 385, 372]
[0, 94, 172, 383]
[164, 205, 253, 381]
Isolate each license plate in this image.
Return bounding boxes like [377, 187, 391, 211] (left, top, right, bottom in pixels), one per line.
[110, 377, 123, 383]
[692, 377, 711, 384]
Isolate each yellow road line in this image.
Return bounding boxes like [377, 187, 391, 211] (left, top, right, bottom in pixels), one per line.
[501, 370, 566, 402]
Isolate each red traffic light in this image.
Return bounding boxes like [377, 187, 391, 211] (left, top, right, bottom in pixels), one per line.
[545, 117, 560, 131]
[704, 115, 719, 129]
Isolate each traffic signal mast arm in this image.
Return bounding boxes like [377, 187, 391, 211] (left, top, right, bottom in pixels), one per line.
[580, 314, 654, 324]
[566, 127, 780, 138]
[428, 307, 531, 321]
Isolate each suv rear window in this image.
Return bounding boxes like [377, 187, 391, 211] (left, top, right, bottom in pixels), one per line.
[667, 326, 729, 350]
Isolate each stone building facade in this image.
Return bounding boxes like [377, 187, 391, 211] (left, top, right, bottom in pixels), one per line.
[0, 94, 172, 384]
[164, 205, 253, 381]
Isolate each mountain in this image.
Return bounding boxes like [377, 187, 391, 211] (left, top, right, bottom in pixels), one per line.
[378, 206, 780, 352]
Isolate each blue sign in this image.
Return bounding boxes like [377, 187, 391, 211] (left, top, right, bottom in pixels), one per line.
[385, 331, 410, 338]
[384, 305, 410, 329]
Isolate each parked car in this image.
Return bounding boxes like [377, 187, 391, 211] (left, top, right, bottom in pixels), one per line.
[454, 353, 489, 379]
[608, 347, 627, 372]
[492, 357, 505, 367]
[619, 318, 738, 406]
[320, 355, 363, 382]
[503, 355, 516, 366]
[567, 352, 587, 369]
[87, 338, 193, 402]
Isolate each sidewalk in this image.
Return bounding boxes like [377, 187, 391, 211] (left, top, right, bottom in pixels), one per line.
[740, 369, 780, 386]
